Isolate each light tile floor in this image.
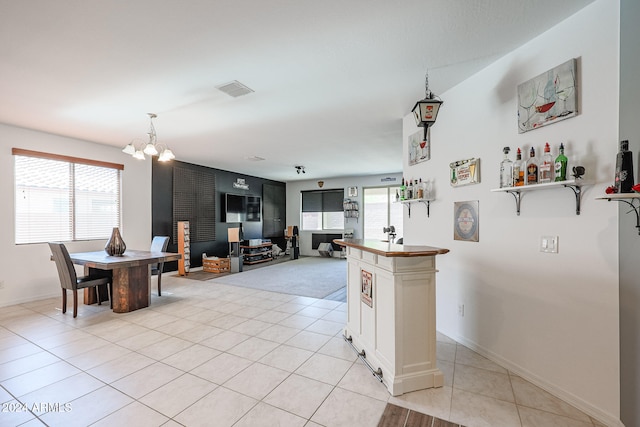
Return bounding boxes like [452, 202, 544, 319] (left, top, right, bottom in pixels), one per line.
[0, 274, 607, 427]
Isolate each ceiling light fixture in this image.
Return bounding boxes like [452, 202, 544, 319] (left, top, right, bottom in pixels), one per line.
[411, 71, 443, 142]
[122, 113, 175, 162]
[295, 165, 306, 174]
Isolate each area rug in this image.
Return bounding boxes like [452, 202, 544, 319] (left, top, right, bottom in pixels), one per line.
[377, 403, 465, 427]
[207, 256, 347, 299]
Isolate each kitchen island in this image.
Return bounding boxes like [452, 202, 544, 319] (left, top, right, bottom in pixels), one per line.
[333, 239, 449, 396]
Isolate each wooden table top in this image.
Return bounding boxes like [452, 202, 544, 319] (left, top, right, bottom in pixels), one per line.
[333, 239, 449, 257]
[67, 250, 182, 270]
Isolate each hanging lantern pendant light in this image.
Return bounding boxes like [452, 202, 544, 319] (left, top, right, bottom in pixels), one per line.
[411, 71, 443, 141]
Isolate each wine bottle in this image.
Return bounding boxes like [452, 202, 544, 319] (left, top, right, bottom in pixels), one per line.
[400, 178, 406, 200]
[539, 143, 553, 183]
[615, 140, 635, 193]
[526, 147, 538, 185]
[554, 143, 568, 181]
[500, 147, 513, 188]
[514, 148, 524, 187]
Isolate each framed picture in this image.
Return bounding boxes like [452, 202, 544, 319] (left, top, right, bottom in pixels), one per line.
[361, 269, 373, 307]
[450, 158, 480, 187]
[408, 129, 430, 166]
[454, 200, 479, 242]
[518, 58, 578, 133]
[347, 186, 358, 197]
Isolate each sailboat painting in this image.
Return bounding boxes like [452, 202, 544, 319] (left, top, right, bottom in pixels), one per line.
[517, 59, 578, 133]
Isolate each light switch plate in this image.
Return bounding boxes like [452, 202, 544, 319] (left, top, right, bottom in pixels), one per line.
[540, 235, 558, 253]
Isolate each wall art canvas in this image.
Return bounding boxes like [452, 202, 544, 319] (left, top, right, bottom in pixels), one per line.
[450, 158, 480, 187]
[408, 129, 430, 165]
[454, 200, 479, 242]
[518, 58, 577, 133]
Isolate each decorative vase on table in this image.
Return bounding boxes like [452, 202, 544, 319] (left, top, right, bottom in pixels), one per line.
[105, 227, 126, 256]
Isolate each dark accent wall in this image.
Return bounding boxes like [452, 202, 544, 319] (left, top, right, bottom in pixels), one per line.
[152, 158, 286, 271]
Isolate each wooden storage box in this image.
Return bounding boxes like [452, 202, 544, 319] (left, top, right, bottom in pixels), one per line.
[203, 257, 230, 273]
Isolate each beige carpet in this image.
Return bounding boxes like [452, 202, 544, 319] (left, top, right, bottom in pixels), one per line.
[207, 256, 347, 299]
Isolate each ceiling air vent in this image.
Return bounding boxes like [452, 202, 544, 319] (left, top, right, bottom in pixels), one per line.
[216, 80, 254, 98]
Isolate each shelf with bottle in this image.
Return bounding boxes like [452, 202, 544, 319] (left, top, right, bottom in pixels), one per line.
[596, 193, 640, 235]
[491, 178, 590, 216]
[398, 198, 434, 218]
[343, 199, 359, 222]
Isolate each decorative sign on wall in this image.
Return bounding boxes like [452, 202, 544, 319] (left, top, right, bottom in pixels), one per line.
[361, 269, 373, 307]
[517, 58, 578, 133]
[454, 200, 479, 242]
[450, 158, 480, 187]
[408, 129, 430, 166]
[233, 178, 249, 190]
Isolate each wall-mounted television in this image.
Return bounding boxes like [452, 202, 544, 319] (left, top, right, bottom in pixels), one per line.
[223, 193, 261, 222]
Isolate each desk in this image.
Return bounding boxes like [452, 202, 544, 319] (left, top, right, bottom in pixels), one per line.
[68, 250, 181, 313]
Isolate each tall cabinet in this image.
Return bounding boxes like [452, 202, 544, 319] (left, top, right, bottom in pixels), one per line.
[263, 183, 286, 238]
[177, 221, 190, 276]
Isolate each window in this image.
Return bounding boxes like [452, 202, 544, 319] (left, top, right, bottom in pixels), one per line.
[301, 189, 344, 230]
[13, 148, 123, 244]
[363, 186, 403, 240]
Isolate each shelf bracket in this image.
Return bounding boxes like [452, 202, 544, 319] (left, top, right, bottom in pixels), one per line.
[420, 200, 431, 217]
[404, 202, 412, 218]
[605, 197, 640, 235]
[505, 190, 522, 216]
[563, 184, 583, 215]
[344, 334, 383, 382]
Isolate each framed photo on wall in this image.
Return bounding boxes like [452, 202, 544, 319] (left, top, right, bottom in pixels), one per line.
[454, 200, 479, 242]
[408, 129, 430, 166]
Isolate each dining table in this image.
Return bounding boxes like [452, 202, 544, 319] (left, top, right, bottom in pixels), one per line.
[67, 249, 181, 313]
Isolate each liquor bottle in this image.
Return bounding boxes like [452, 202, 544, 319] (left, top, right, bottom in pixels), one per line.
[414, 179, 419, 199]
[395, 189, 400, 202]
[499, 147, 513, 188]
[615, 140, 635, 193]
[554, 143, 568, 181]
[526, 147, 538, 185]
[400, 178, 406, 200]
[417, 178, 424, 199]
[514, 148, 524, 187]
[406, 180, 413, 199]
[539, 142, 553, 183]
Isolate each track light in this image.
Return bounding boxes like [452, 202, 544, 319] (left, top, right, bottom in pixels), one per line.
[295, 165, 305, 174]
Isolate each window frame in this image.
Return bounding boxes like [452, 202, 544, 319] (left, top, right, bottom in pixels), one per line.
[300, 189, 345, 231]
[13, 148, 124, 245]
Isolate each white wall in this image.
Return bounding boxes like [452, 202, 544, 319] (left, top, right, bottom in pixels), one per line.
[0, 124, 152, 307]
[286, 173, 402, 256]
[402, 0, 620, 424]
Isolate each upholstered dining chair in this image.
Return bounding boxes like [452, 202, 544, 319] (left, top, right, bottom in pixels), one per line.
[150, 236, 170, 296]
[48, 242, 112, 318]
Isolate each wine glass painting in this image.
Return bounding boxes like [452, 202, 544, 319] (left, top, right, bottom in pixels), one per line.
[517, 58, 577, 133]
[408, 129, 430, 166]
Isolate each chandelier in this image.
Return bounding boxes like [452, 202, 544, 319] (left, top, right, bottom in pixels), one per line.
[122, 113, 175, 162]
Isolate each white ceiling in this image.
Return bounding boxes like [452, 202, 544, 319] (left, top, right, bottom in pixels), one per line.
[0, 0, 595, 182]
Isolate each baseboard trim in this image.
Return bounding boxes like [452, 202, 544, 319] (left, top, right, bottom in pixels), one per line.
[444, 332, 623, 427]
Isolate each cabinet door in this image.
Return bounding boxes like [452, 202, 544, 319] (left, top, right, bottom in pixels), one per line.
[263, 184, 286, 237]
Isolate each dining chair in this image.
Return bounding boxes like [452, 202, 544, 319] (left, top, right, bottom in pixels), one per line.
[150, 236, 170, 296]
[48, 242, 112, 318]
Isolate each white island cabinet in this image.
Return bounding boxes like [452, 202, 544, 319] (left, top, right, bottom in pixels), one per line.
[334, 239, 449, 396]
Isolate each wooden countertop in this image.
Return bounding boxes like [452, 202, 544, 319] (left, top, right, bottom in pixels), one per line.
[333, 239, 449, 257]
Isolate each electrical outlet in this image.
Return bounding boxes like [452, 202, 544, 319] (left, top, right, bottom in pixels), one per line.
[540, 235, 559, 253]
[458, 304, 465, 317]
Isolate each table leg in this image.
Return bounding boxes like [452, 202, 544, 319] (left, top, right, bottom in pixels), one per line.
[112, 265, 151, 313]
[83, 267, 111, 305]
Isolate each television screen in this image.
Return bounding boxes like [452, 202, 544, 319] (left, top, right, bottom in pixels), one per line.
[223, 193, 261, 222]
[225, 193, 246, 222]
